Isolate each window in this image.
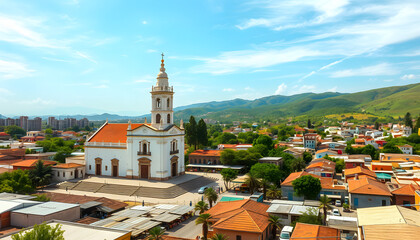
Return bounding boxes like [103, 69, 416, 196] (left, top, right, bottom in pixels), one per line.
[71, 171, 73, 176]
[382, 200, 387, 206]
[105, 166, 108, 171]
[143, 143, 147, 154]
[156, 114, 161, 123]
[167, 98, 170, 108]
[156, 98, 161, 108]
[57, 172, 60, 176]
[167, 114, 171, 124]
[89, 165, 91, 170]
[63, 172, 65, 177]
[236, 236, 241, 240]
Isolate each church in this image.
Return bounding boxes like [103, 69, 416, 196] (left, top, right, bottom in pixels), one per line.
[84, 56, 185, 180]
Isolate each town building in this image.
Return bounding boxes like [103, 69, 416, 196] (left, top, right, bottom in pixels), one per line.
[303, 133, 319, 149]
[347, 177, 392, 209]
[52, 163, 85, 182]
[397, 144, 413, 155]
[11, 159, 57, 171]
[84, 57, 184, 180]
[344, 166, 376, 183]
[258, 157, 282, 166]
[291, 222, 340, 240]
[388, 183, 420, 207]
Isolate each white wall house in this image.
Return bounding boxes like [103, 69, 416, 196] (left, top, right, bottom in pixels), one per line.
[52, 163, 85, 182]
[84, 56, 185, 181]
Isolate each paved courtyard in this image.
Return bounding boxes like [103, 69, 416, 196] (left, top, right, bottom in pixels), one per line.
[46, 172, 224, 205]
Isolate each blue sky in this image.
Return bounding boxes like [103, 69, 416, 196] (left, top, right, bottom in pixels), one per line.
[0, 0, 420, 116]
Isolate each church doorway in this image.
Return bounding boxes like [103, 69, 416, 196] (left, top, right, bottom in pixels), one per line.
[95, 164, 101, 175]
[171, 162, 177, 177]
[111, 158, 119, 177]
[75, 169, 79, 178]
[140, 165, 149, 179]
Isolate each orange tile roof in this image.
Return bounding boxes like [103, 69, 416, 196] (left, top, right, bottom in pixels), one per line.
[11, 159, 57, 167]
[291, 222, 340, 240]
[344, 166, 376, 178]
[392, 184, 420, 196]
[316, 149, 336, 154]
[205, 199, 269, 233]
[282, 171, 345, 190]
[88, 123, 145, 143]
[307, 160, 336, 170]
[53, 163, 84, 169]
[348, 178, 392, 196]
[189, 150, 222, 157]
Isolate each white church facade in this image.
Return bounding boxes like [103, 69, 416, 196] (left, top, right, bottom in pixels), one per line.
[84, 56, 185, 180]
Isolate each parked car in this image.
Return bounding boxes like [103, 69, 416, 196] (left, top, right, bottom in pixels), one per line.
[198, 186, 208, 194]
[280, 226, 293, 240]
[335, 200, 341, 207]
[332, 208, 341, 216]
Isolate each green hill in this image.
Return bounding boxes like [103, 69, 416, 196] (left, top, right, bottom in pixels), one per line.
[174, 83, 420, 122]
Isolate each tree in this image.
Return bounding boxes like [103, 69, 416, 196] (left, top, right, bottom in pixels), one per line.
[45, 128, 53, 135]
[185, 116, 198, 149]
[249, 144, 269, 157]
[220, 168, 238, 190]
[244, 172, 260, 194]
[11, 223, 64, 240]
[197, 119, 208, 147]
[194, 201, 209, 214]
[204, 187, 218, 208]
[250, 163, 282, 199]
[307, 119, 312, 128]
[290, 158, 306, 172]
[54, 147, 72, 163]
[0, 170, 34, 194]
[319, 195, 333, 225]
[294, 207, 321, 226]
[253, 135, 273, 149]
[303, 151, 313, 164]
[196, 213, 212, 240]
[220, 149, 236, 165]
[29, 160, 53, 190]
[404, 112, 413, 128]
[211, 233, 228, 240]
[267, 185, 282, 199]
[5, 125, 26, 139]
[32, 194, 50, 202]
[269, 215, 283, 239]
[148, 226, 165, 240]
[374, 121, 380, 130]
[292, 175, 321, 200]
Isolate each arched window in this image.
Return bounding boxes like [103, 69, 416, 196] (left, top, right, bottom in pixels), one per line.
[143, 143, 147, 154]
[156, 98, 161, 108]
[172, 142, 176, 151]
[167, 114, 171, 124]
[167, 98, 170, 108]
[156, 114, 161, 123]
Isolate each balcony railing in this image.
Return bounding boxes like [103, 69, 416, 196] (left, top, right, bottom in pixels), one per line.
[152, 86, 173, 92]
[138, 151, 151, 156]
[85, 142, 127, 148]
[170, 150, 179, 155]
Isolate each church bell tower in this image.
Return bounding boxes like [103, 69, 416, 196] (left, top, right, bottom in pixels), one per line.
[151, 53, 174, 129]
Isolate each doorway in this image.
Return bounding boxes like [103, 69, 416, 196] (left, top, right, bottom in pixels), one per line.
[95, 164, 101, 175]
[172, 162, 177, 177]
[112, 165, 118, 177]
[140, 165, 149, 179]
[75, 169, 78, 178]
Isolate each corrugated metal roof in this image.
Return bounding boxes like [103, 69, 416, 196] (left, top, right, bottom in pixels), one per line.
[89, 218, 116, 227]
[0, 200, 23, 214]
[154, 204, 178, 210]
[112, 209, 146, 218]
[152, 213, 181, 223]
[289, 205, 318, 215]
[169, 205, 194, 215]
[134, 221, 161, 232]
[80, 201, 102, 209]
[123, 217, 150, 225]
[131, 205, 153, 212]
[271, 200, 304, 205]
[266, 204, 292, 214]
[11, 201, 79, 216]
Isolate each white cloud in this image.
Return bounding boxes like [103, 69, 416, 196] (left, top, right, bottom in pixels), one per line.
[331, 63, 398, 78]
[93, 84, 109, 89]
[275, 83, 287, 95]
[142, 20, 148, 25]
[75, 51, 97, 64]
[0, 59, 35, 79]
[0, 88, 13, 96]
[401, 74, 417, 80]
[223, 88, 234, 92]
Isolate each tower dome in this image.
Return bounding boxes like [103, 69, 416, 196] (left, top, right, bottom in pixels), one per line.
[156, 53, 168, 87]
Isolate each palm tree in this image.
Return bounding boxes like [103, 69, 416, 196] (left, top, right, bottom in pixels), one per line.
[29, 160, 52, 190]
[268, 215, 283, 239]
[319, 195, 333, 225]
[267, 185, 282, 200]
[211, 233, 229, 240]
[148, 226, 165, 240]
[195, 213, 212, 240]
[244, 172, 260, 194]
[195, 200, 209, 214]
[260, 179, 270, 200]
[204, 187, 218, 208]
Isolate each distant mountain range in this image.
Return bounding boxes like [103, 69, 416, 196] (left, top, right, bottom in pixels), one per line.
[1, 83, 419, 122]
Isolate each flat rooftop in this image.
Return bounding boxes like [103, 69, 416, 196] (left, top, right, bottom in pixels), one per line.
[12, 201, 79, 216]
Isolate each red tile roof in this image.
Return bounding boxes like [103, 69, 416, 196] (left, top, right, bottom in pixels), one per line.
[189, 150, 222, 157]
[291, 222, 340, 240]
[348, 178, 392, 196]
[344, 166, 376, 178]
[391, 184, 420, 196]
[11, 159, 57, 167]
[282, 171, 345, 190]
[53, 163, 84, 169]
[88, 123, 145, 143]
[205, 199, 269, 233]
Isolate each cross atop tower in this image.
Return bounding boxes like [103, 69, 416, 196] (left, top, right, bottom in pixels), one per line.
[161, 52, 164, 61]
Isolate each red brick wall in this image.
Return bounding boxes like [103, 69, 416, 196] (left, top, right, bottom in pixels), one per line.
[393, 194, 414, 206]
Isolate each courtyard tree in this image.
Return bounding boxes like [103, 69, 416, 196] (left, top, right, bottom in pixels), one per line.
[292, 175, 321, 200]
[220, 149, 236, 165]
[303, 151, 313, 164]
[185, 116, 198, 149]
[148, 226, 165, 240]
[29, 160, 53, 190]
[250, 163, 282, 199]
[196, 213, 212, 240]
[197, 118, 208, 147]
[290, 158, 306, 172]
[319, 195, 333, 225]
[194, 201, 209, 214]
[267, 185, 282, 199]
[295, 207, 321, 226]
[204, 187, 218, 208]
[11, 223, 64, 240]
[220, 168, 238, 190]
[244, 172, 260, 194]
[0, 170, 34, 194]
[269, 215, 283, 239]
